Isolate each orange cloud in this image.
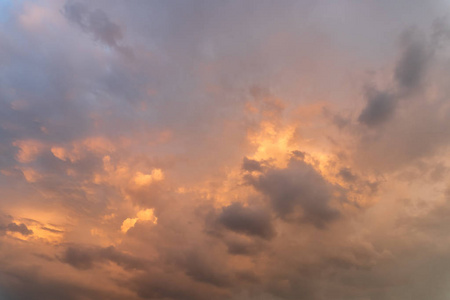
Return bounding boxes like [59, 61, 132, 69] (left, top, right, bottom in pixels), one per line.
[121, 208, 157, 233]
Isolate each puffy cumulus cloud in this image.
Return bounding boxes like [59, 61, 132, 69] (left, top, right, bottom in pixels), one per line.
[3, 1, 450, 300]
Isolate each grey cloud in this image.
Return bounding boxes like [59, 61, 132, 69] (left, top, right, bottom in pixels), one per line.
[0, 222, 33, 236]
[63, 1, 121, 47]
[226, 241, 258, 256]
[358, 29, 431, 128]
[338, 167, 358, 183]
[60, 245, 148, 271]
[242, 156, 263, 172]
[60, 246, 96, 270]
[0, 267, 130, 300]
[355, 97, 450, 171]
[125, 227, 234, 297]
[41, 227, 64, 234]
[3, 1, 450, 300]
[353, 27, 450, 170]
[358, 89, 397, 127]
[85, 9, 123, 47]
[61, 1, 87, 27]
[247, 158, 340, 228]
[395, 30, 429, 90]
[218, 202, 275, 239]
[291, 150, 306, 160]
[224, 236, 263, 256]
[5, 223, 33, 236]
[131, 271, 226, 300]
[177, 250, 232, 287]
[63, 1, 132, 57]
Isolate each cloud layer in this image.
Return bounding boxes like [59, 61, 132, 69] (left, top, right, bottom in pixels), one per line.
[2, 1, 450, 299]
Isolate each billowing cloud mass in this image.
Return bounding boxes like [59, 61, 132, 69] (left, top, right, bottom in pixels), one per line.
[2, 0, 450, 299]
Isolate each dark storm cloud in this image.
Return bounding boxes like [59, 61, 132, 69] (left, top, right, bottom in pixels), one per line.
[218, 202, 275, 239]
[60, 245, 148, 271]
[247, 158, 340, 228]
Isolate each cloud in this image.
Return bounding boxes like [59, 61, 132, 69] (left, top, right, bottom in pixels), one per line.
[246, 158, 341, 228]
[63, 1, 121, 47]
[395, 29, 429, 90]
[12, 140, 45, 163]
[358, 29, 431, 128]
[0, 267, 130, 300]
[175, 249, 232, 287]
[358, 89, 397, 127]
[241, 156, 263, 172]
[121, 208, 157, 233]
[224, 236, 263, 256]
[131, 270, 226, 300]
[3, 1, 450, 300]
[60, 245, 148, 271]
[0, 221, 33, 236]
[218, 202, 275, 239]
[63, 1, 132, 57]
[5, 222, 33, 236]
[338, 167, 358, 183]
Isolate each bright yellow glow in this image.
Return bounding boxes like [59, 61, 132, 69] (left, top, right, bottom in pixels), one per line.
[29, 224, 64, 243]
[121, 208, 157, 233]
[248, 122, 298, 168]
[121, 218, 138, 233]
[133, 169, 164, 186]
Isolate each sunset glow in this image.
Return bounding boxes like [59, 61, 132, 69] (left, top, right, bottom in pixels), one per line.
[2, 1, 450, 300]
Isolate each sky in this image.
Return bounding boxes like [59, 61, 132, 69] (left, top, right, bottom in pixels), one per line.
[2, 1, 450, 299]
